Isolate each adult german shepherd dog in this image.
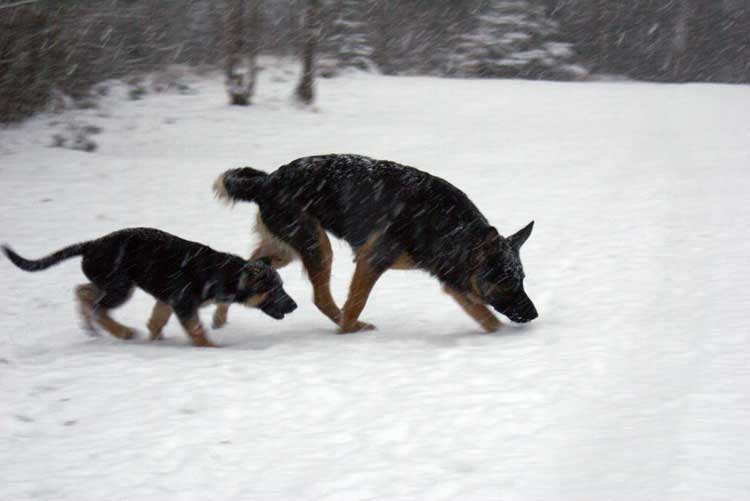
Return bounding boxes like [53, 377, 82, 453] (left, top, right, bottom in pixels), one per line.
[3, 228, 297, 347]
[213, 154, 537, 334]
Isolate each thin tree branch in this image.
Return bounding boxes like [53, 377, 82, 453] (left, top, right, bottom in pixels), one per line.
[0, 0, 42, 10]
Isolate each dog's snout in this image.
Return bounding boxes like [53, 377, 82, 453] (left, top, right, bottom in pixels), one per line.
[500, 292, 538, 324]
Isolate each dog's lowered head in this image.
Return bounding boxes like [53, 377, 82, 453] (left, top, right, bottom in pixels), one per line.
[474, 221, 538, 324]
[235, 259, 297, 320]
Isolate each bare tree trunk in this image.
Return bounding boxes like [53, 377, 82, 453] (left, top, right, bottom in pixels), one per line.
[669, 0, 690, 81]
[593, 0, 608, 71]
[295, 0, 320, 105]
[225, 0, 261, 106]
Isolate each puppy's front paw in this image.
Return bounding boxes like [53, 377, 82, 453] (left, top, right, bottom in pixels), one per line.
[194, 339, 219, 348]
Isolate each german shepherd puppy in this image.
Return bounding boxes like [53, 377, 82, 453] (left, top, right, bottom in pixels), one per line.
[2, 228, 297, 347]
[213, 154, 537, 334]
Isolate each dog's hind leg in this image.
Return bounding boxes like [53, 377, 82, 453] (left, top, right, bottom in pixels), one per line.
[77, 283, 137, 340]
[338, 232, 402, 334]
[75, 284, 99, 336]
[147, 301, 172, 340]
[443, 286, 501, 333]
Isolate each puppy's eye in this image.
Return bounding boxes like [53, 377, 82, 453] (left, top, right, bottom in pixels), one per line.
[238, 272, 250, 289]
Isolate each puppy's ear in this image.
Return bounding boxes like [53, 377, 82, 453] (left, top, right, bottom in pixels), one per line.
[238, 271, 249, 290]
[257, 256, 273, 267]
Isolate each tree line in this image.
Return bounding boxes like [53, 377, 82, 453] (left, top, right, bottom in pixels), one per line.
[1, 0, 747, 122]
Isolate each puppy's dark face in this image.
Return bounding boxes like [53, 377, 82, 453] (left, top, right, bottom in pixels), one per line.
[235, 261, 297, 320]
[475, 222, 538, 324]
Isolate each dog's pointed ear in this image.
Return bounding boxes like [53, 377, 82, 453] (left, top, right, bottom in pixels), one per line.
[257, 256, 273, 267]
[508, 221, 534, 251]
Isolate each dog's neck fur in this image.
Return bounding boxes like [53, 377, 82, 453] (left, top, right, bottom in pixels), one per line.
[203, 255, 246, 303]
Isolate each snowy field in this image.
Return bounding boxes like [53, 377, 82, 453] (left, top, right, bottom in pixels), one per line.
[1, 61, 749, 500]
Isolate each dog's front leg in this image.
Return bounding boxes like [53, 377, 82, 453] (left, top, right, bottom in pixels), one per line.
[338, 258, 383, 334]
[176, 310, 217, 348]
[212, 303, 229, 329]
[443, 286, 501, 333]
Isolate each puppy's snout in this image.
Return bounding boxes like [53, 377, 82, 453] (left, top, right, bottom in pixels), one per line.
[279, 294, 297, 314]
[259, 291, 297, 320]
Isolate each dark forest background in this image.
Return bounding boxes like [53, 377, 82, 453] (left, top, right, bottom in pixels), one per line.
[2, 0, 748, 122]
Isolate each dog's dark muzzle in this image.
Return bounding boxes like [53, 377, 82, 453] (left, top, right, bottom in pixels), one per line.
[259, 293, 297, 320]
[493, 291, 538, 323]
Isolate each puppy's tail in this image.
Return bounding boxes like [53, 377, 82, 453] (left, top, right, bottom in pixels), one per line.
[2, 242, 86, 272]
[213, 167, 268, 206]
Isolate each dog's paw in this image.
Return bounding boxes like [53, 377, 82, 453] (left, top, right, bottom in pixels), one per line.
[118, 328, 137, 340]
[337, 321, 377, 334]
[482, 320, 502, 333]
[194, 339, 219, 348]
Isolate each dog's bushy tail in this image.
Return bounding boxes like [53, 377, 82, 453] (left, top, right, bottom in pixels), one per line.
[213, 167, 268, 205]
[2, 242, 86, 272]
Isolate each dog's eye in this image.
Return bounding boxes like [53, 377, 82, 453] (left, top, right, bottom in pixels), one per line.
[489, 280, 516, 297]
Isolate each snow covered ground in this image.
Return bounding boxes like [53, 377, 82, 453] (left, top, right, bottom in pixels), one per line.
[1, 61, 749, 500]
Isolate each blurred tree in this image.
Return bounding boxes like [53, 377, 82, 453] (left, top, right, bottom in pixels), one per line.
[723, 0, 750, 82]
[295, 0, 321, 104]
[320, 0, 376, 72]
[448, 0, 586, 80]
[3, 0, 750, 123]
[224, 0, 262, 105]
[184, 0, 223, 66]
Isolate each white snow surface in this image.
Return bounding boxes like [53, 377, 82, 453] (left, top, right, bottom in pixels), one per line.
[1, 61, 749, 500]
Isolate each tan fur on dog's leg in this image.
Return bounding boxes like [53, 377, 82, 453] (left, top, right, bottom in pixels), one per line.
[94, 311, 136, 340]
[303, 226, 342, 325]
[76, 283, 136, 339]
[338, 258, 383, 334]
[212, 303, 229, 329]
[87, 311, 134, 340]
[76, 284, 98, 335]
[147, 301, 172, 340]
[444, 286, 501, 333]
[180, 315, 216, 347]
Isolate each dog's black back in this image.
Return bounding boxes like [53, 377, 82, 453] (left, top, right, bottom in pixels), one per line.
[78, 228, 245, 304]
[274, 155, 489, 248]
[230, 155, 490, 283]
[4, 227, 296, 322]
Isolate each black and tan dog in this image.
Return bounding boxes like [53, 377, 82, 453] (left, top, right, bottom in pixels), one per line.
[2, 228, 297, 347]
[213, 154, 537, 334]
